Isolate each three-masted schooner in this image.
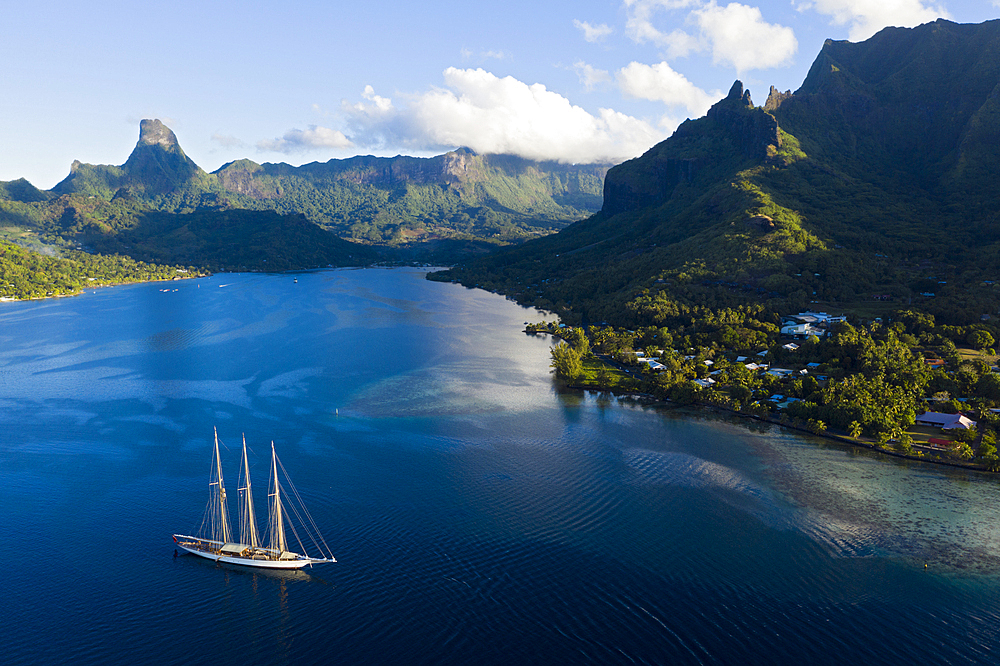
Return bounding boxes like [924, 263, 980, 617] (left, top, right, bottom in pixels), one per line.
[173, 429, 336, 569]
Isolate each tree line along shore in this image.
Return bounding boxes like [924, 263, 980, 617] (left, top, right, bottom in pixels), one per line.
[534, 308, 1000, 473]
[0, 240, 205, 301]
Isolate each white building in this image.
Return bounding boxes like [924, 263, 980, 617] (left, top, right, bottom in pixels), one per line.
[914, 412, 976, 430]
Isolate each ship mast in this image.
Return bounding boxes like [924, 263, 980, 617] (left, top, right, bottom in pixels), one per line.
[268, 441, 287, 554]
[211, 427, 233, 544]
[238, 435, 260, 549]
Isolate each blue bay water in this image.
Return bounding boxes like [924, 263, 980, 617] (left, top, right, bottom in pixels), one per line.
[3, 268, 1000, 665]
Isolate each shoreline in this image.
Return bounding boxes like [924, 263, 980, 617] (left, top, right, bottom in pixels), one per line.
[533, 326, 993, 475]
[0, 272, 211, 304]
[561, 382, 994, 475]
[0, 264, 424, 304]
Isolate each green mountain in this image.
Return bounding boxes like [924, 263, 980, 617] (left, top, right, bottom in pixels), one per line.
[85, 209, 380, 272]
[212, 150, 608, 244]
[52, 119, 212, 199]
[434, 19, 1000, 327]
[5, 120, 609, 252]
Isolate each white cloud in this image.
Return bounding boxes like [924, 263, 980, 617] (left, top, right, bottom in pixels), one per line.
[342, 68, 664, 163]
[622, 0, 797, 72]
[694, 2, 798, 71]
[460, 48, 509, 62]
[624, 0, 700, 45]
[573, 61, 613, 90]
[256, 126, 353, 153]
[210, 133, 245, 149]
[617, 61, 720, 116]
[573, 19, 614, 42]
[798, 0, 949, 41]
[359, 84, 392, 112]
[659, 29, 704, 59]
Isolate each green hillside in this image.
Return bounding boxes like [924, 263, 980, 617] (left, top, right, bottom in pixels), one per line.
[435, 19, 1000, 328]
[213, 150, 607, 244]
[0, 239, 197, 300]
[10, 121, 609, 253]
[85, 208, 381, 272]
[0, 117, 609, 274]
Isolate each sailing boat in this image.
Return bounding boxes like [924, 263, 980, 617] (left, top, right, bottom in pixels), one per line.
[173, 429, 336, 569]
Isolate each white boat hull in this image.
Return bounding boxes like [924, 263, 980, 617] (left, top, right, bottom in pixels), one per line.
[173, 534, 334, 569]
[173, 435, 336, 571]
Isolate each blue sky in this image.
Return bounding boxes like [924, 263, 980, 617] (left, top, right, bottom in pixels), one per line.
[2, 0, 998, 188]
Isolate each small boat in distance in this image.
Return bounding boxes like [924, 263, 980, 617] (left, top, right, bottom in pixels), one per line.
[173, 429, 336, 569]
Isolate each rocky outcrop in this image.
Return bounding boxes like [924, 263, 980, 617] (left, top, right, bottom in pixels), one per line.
[706, 81, 781, 160]
[53, 119, 203, 196]
[763, 86, 793, 111]
[134, 119, 181, 150]
[601, 155, 697, 216]
[745, 214, 775, 229]
[120, 119, 202, 192]
[601, 81, 782, 217]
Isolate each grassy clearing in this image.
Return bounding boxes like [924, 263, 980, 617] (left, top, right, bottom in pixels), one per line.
[570, 356, 636, 391]
[906, 424, 954, 446]
[956, 346, 998, 364]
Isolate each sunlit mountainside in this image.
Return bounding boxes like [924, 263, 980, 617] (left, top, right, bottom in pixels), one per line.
[434, 19, 1000, 327]
[1, 118, 609, 258]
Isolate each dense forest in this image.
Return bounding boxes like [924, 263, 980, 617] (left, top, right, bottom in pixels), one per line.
[0, 240, 198, 300]
[539, 303, 1000, 469]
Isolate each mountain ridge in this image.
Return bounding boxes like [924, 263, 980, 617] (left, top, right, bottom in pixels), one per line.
[433, 18, 1000, 327]
[18, 122, 610, 249]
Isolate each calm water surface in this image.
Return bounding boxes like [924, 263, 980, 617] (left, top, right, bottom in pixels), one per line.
[3, 268, 1000, 665]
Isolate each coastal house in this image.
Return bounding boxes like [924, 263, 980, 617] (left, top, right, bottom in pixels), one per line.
[766, 394, 801, 409]
[914, 412, 976, 430]
[767, 368, 795, 378]
[692, 378, 716, 388]
[781, 311, 846, 338]
[781, 322, 822, 338]
[782, 343, 799, 351]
